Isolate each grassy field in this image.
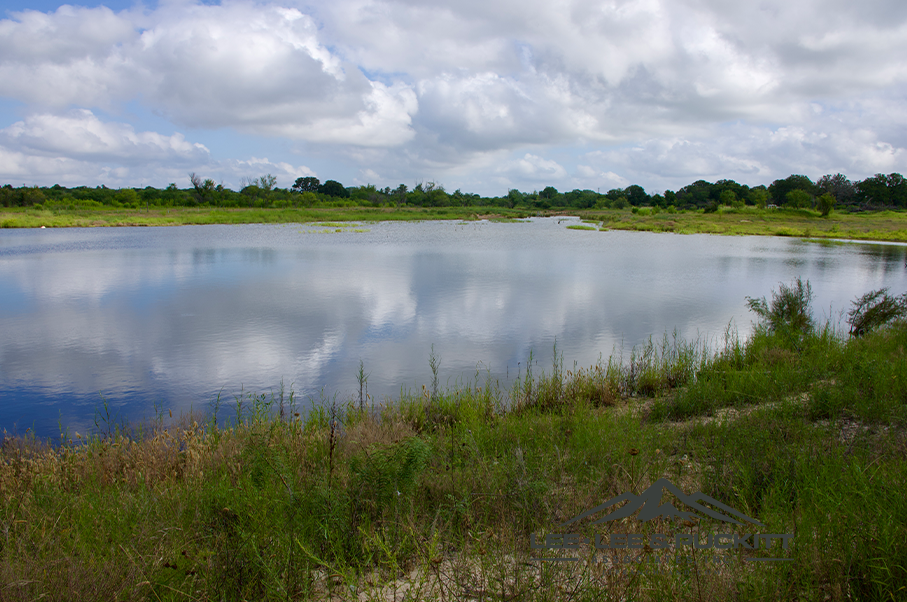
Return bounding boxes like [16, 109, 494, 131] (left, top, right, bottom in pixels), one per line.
[0, 206, 536, 229]
[2, 282, 905, 601]
[578, 206, 907, 242]
[2, 204, 907, 242]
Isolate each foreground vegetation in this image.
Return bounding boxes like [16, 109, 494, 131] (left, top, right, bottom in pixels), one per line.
[2, 282, 906, 601]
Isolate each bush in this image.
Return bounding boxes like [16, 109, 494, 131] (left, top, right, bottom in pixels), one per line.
[847, 288, 907, 337]
[746, 277, 815, 339]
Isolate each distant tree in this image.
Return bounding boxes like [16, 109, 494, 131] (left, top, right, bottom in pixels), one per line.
[292, 176, 320, 193]
[749, 187, 769, 209]
[676, 180, 713, 208]
[423, 181, 448, 207]
[394, 184, 408, 207]
[786, 189, 812, 209]
[816, 193, 836, 216]
[856, 173, 907, 208]
[506, 189, 523, 209]
[189, 173, 216, 205]
[817, 173, 855, 204]
[319, 179, 348, 198]
[540, 186, 559, 200]
[624, 184, 649, 206]
[719, 189, 736, 206]
[115, 188, 139, 207]
[769, 175, 815, 206]
[612, 196, 629, 210]
[258, 174, 277, 193]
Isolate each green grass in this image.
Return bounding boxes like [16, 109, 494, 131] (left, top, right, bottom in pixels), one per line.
[0, 206, 539, 229]
[5, 204, 907, 243]
[566, 224, 597, 231]
[2, 291, 907, 600]
[582, 206, 907, 242]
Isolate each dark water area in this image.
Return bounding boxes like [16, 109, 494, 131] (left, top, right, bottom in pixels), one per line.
[2, 218, 906, 440]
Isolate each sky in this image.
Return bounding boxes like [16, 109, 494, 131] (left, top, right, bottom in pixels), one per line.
[1, 0, 906, 196]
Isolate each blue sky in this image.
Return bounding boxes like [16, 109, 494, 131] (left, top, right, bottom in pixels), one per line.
[1, 0, 906, 195]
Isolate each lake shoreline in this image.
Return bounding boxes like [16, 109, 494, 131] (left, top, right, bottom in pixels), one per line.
[2, 205, 907, 242]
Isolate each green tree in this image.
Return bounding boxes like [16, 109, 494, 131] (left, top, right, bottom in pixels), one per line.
[292, 177, 320, 192]
[816, 173, 855, 204]
[624, 184, 649, 206]
[785, 189, 812, 209]
[675, 180, 713, 208]
[394, 184, 408, 207]
[319, 180, 348, 198]
[749, 188, 769, 209]
[612, 196, 629, 210]
[769, 175, 815, 205]
[115, 188, 139, 207]
[719, 189, 736, 206]
[540, 186, 558, 200]
[258, 174, 277, 194]
[506, 189, 523, 209]
[816, 193, 835, 216]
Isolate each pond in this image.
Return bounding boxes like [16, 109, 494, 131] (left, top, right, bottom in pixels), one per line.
[2, 218, 906, 440]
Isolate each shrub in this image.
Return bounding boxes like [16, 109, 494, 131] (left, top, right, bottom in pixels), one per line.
[847, 288, 907, 337]
[746, 277, 815, 338]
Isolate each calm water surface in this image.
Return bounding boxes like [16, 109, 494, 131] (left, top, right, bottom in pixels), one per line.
[2, 218, 906, 439]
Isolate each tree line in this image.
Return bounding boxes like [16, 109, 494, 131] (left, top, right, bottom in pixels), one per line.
[2, 172, 905, 212]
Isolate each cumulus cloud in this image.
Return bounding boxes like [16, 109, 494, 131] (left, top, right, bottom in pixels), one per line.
[0, 2, 418, 146]
[0, 110, 209, 164]
[0, 110, 316, 188]
[498, 153, 567, 182]
[0, 0, 906, 190]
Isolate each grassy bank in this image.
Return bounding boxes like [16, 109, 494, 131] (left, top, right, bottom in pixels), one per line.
[577, 206, 907, 242]
[3, 204, 907, 243]
[0, 206, 536, 229]
[2, 283, 907, 601]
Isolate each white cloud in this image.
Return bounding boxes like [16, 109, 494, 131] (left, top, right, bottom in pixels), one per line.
[0, 110, 316, 188]
[0, 110, 209, 164]
[0, 2, 418, 146]
[498, 153, 567, 182]
[1, 0, 906, 191]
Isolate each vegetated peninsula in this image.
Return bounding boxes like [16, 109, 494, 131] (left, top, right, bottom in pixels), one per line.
[2, 280, 906, 600]
[2, 172, 907, 242]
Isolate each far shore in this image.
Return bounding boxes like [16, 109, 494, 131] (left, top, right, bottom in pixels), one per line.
[2, 205, 907, 242]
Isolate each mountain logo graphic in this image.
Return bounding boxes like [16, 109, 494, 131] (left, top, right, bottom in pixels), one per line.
[559, 478, 765, 528]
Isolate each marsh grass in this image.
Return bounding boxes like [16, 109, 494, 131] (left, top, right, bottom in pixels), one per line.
[3, 286, 907, 600]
